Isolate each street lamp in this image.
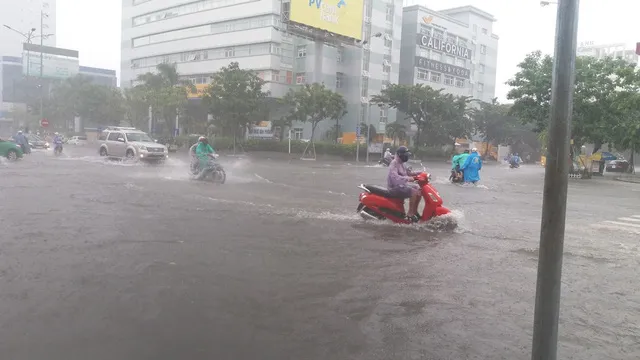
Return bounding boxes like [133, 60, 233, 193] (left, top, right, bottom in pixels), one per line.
[356, 31, 382, 163]
[2, 25, 37, 76]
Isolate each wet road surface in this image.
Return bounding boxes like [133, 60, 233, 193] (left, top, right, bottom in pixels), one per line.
[1, 147, 640, 360]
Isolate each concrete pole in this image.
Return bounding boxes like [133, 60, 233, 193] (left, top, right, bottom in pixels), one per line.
[39, 11, 44, 127]
[531, 1, 580, 359]
[148, 105, 153, 134]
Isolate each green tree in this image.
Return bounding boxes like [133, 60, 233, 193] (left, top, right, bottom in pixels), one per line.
[431, 94, 474, 147]
[359, 122, 377, 143]
[471, 98, 518, 157]
[507, 51, 638, 153]
[282, 83, 347, 158]
[134, 63, 195, 135]
[385, 122, 407, 146]
[202, 62, 269, 152]
[371, 84, 444, 147]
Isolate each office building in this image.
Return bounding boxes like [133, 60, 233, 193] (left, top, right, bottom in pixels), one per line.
[121, 0, 404, 141]
[399, 5, 499, 103]
[0, 0, 56, 57]
[577, 41, 639, 65]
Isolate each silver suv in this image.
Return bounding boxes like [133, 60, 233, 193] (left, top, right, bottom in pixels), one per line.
[98, 127, 168, 162]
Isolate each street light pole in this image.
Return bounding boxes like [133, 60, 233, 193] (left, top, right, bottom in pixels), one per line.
[357, 32, 382, 164]
[531, 0, 580, 359]
[39, 10, 45, 127]
[2, 25, 37, 77]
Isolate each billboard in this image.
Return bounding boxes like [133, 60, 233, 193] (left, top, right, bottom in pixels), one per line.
[415, 56, 471, 79]
[289, 0, 364, 40]
[22, 43, 79, 79]
[186, 84, 209, 99]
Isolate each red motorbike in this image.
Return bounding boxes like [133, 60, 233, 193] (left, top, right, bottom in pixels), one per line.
[356, 172, 452, 224]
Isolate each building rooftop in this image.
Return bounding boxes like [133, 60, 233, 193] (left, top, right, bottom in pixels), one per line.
[439, 5, 497, 22]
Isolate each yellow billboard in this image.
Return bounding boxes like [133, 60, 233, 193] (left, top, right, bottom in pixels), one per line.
[186, 84, 208, 99]
[290, 0, 364, 40]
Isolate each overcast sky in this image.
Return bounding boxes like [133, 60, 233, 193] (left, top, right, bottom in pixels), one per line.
[56, 0, 639, 99]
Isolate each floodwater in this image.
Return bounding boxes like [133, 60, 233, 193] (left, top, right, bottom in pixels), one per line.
[1, 147, 639, 360]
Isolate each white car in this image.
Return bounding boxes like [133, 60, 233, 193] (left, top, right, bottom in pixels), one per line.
[67, 135, 87, 145]
[98, 127, 168, 163]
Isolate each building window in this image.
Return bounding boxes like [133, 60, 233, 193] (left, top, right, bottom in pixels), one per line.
[420, 25, 432, 36]
[446, 34, 456, 44]
[482, 28, 488, 35]
[419, 49, 429, 58]
[430, 72, 441, 83]
[297, 45, 307, 58]
[384, 36, 392, 48]
[362, 50, 370, 71]
[433, 30, 444, 40]
[479, 63, 485, 73]
[458, 37, 468, 48]
[224, 48, 235, 57]
[379, 107, 388, 123]
[336, 72, 343, 88]
[480, 45, 487, 54]
[478, 82, 484, 92]
[445, 55, 454, 64]
[271, 70, 280, 82]
[444, 75, 454, 86]
[382, 64, 391, 74]
[455, 78, 465, 87]
[336, 48, 343, 62]
[430, 51, 442, 62]
[417, 68, 428, 80]
[386, 5, 393, 21]
[455, 58, 465, 67]
[296, 72, 306, 84]
[293, 128, 303, 140]
[361, 78, 369, 97]
[133, 0, 255, 26]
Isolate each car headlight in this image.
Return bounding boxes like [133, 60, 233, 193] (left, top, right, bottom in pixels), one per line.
[139, 146, 147, 151]
[45, 142, 49, 147]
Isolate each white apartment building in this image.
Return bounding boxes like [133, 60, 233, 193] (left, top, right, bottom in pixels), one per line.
[121, 0, 403, 141]
[399, 5, 499, 103]
[577, 41, 639, 65]
[0, 0, 56, 57]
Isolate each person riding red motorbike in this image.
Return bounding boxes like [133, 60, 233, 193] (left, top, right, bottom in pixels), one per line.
[387, 146, 421, 222]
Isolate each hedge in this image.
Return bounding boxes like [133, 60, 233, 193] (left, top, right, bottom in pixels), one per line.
[173, 136, 450, 160]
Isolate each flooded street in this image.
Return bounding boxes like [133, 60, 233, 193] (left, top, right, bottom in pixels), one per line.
[1, 147, 639, 360]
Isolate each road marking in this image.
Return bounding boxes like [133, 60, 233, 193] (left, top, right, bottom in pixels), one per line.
[603, 221, 640, 229]
[590, 215, 640, 234]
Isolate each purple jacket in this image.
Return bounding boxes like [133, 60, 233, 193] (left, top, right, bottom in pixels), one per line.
[387, 156, 414, 189]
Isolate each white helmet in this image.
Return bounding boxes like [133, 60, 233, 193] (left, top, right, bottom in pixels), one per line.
[386, 148, 390, 151]
[54, 132, 59, 136]
[471, 147, 478, 152]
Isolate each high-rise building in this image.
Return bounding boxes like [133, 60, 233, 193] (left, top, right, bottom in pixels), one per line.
[399, 5, 499, 103]
[0, 0, 56, 57]
[121, 0, 403, 140]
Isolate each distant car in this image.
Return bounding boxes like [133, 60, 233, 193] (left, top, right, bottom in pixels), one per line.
[98, 127, 168, 163]
[0, 137, 24, 161]
[605, 159, 630, 173]
[67, 135, 87, 145]
[27, 134, 49, 149]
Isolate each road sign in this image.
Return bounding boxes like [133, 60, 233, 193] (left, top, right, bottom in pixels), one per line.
[40, 118, 49, 127]
[356, 125, 361, 138]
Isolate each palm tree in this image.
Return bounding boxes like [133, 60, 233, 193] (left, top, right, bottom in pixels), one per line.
[385, 122, 407, 146]
[134, 63, 196, 135]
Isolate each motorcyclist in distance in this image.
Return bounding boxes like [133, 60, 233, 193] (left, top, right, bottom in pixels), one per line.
[510, 153, 521, 168]
[383, 148, 393, 161]
[195, 136, 216, 178]
[13, 130, 30, 154]
[387, 146, 421, 222]
[53, 132, 63, 146]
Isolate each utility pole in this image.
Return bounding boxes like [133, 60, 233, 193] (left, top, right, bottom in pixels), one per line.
[39, 10, 47, 128]
[531, 0, 580, 359]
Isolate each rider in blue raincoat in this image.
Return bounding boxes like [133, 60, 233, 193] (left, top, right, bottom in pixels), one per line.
[461, 147, 482, 184]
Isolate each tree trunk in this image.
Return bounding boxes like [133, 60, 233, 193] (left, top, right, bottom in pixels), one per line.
[335, 118, 340, 144]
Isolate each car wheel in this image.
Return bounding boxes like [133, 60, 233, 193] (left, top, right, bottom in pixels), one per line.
[126, 150, 135, 159]
[99, 147, 108, 156]
[6, 150, 18, 161]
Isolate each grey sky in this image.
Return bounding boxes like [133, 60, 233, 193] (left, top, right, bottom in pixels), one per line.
[56, 0, 638, 99]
